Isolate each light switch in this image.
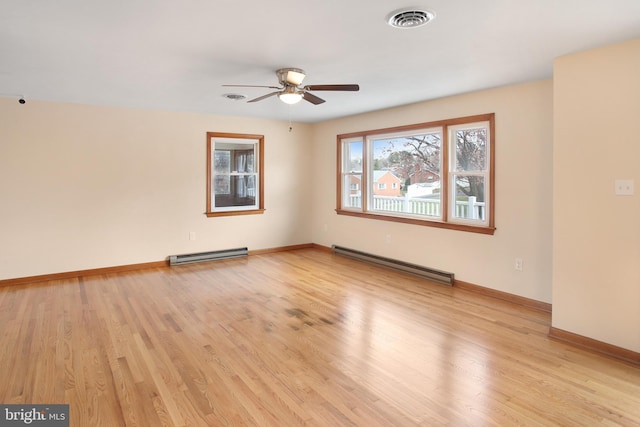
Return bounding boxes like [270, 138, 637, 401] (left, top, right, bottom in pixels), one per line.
[615, 179, 634, 196]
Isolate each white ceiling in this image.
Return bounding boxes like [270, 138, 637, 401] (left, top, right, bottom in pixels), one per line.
[1, 0, 639, 123]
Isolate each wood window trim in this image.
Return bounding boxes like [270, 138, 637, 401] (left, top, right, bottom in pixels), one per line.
[206, 132, 265, 217]
[336, 113, 495, 235]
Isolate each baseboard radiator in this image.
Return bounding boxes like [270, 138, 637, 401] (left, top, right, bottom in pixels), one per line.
[169, 247, 248, 266]
[331, 245, 454, 286]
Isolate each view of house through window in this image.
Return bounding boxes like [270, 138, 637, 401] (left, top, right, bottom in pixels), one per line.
[206, 132, 264, 217]
[337, 114, 495, 234]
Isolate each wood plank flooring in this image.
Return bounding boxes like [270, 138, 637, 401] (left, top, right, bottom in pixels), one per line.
[1, 248, 639, 426]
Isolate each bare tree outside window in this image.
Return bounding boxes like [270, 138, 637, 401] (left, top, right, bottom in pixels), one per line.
[454, 128, 487, 202]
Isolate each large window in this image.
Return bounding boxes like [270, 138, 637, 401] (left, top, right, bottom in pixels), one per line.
[337, 114, 495, 234]
[206, 132, 264, 217]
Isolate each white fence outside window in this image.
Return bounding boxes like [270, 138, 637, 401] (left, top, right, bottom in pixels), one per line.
[348, 195, 485, 220]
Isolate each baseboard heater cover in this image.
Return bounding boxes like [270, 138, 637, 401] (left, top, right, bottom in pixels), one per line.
[331, 245, 454, 286]
[169, 247, 248, 266]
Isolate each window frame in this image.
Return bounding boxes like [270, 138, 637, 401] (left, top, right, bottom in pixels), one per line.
[206, 132, 265, 217]
[336, 114, 495, 235]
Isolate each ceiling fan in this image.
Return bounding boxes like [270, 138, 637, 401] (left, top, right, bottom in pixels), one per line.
[223, 68, 359, 105]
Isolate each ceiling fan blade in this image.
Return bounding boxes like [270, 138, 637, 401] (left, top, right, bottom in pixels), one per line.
[222, 84, 281, 89]
[248, 91, 280, 103]
[302, 92, 326, 105]
[304, 84, 360, 92]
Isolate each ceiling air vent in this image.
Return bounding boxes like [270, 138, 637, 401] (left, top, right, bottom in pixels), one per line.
[387, 8, 435, 29]
[222, 93, 247, 101]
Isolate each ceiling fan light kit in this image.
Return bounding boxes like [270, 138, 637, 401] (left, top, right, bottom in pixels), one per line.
[277, 85, 304, 104]
[222, 67, 359, 106]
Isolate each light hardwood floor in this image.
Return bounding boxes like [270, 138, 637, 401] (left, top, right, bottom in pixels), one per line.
[1, 248, 639, 426]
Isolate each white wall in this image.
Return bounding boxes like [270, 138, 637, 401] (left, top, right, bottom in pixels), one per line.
[0, 80, 556, 307]
[311, 80, 554, 303]
[0, 99, 312, 280]
[553, 39, 640, 352]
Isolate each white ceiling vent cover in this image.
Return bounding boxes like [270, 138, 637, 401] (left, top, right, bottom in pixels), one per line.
[387, 8, 435, 28]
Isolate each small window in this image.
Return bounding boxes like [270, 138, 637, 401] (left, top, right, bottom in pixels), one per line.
[206, 132, 264, 217]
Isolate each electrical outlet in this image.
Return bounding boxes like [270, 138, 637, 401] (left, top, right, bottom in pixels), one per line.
[514, 258, 523, 271]
[615, 179, 634, 196]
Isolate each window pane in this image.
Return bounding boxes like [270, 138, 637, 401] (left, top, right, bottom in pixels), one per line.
[370, 132, 441, 217]
[341, 138, 363, 210]
[345, 140, 363, 173]
[455, 127, 487, 172]
[453, 175, 486, 221]
[215, 175, 257, 208]
[343, 174, 362, 208]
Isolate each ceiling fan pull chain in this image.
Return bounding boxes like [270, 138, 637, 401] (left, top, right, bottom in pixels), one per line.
[288, 106, 293, 132]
